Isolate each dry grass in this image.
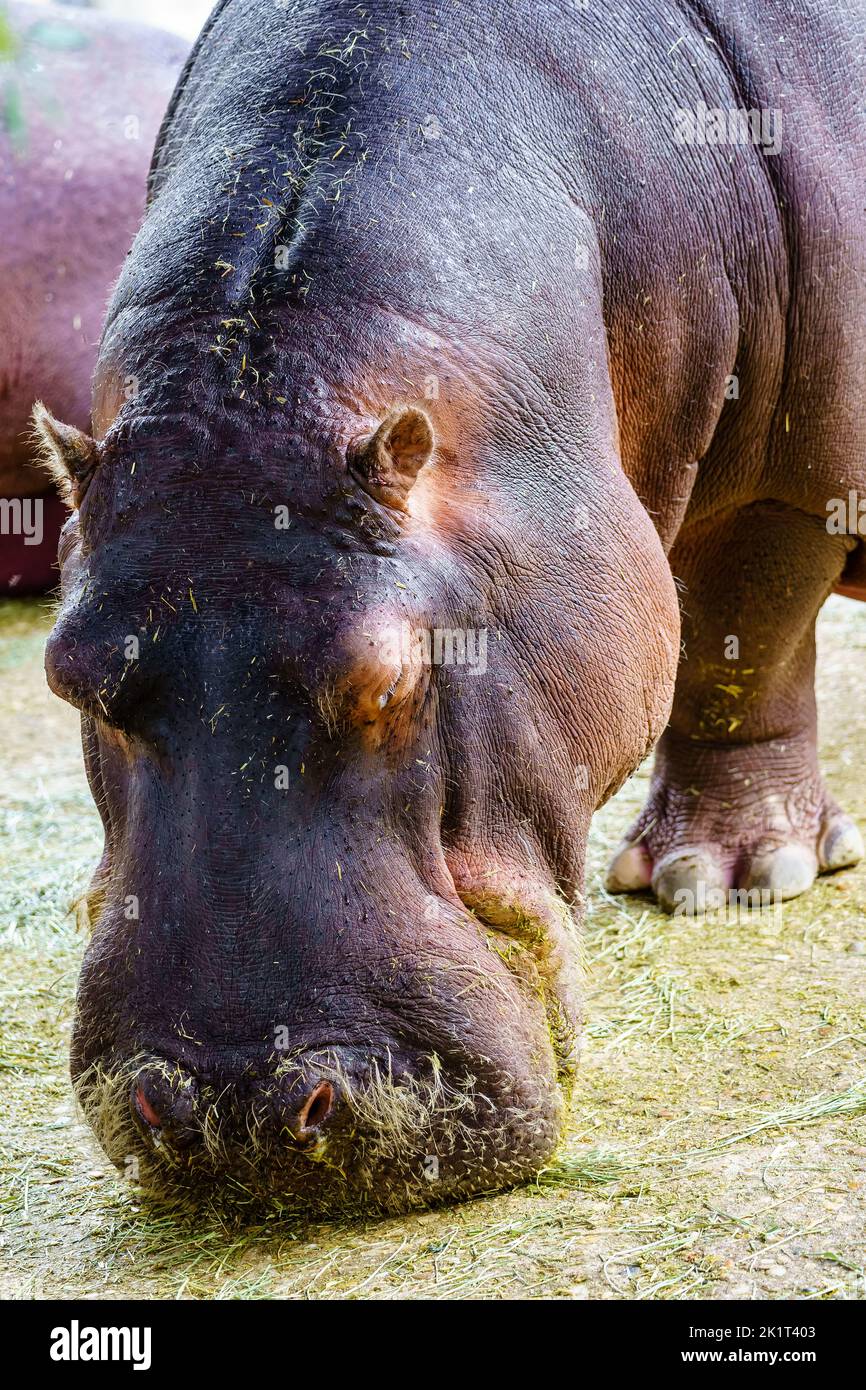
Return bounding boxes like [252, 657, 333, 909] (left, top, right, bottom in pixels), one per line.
[0, 596, 864, 1299]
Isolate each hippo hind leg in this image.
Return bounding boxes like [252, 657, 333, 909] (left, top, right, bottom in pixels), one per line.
[607, 500, 863, 914]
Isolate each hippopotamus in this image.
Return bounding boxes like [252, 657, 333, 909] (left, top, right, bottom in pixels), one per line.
[0, 2, 186, 595]
[36, 0, 866, 1211]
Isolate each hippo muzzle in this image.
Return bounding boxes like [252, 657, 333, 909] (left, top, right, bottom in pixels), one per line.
[68, 867, 574, 1211]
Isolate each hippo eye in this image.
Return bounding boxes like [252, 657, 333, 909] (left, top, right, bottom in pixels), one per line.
[378, 677, 401, 709]
[342, 653, 424, 734]
[339, 619, 429, 737]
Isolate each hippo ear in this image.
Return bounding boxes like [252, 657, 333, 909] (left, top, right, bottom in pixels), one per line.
[348, 406, 435, 511]
[31, 402, 100, 508]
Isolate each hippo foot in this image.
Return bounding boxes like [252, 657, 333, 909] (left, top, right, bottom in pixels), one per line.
[605, 732, 863, 914]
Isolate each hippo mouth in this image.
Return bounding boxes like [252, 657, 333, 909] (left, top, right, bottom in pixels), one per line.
[73, 1041, 564, 1214]
[68, 873, 581, 1213]
[445, 868, 584, 1089]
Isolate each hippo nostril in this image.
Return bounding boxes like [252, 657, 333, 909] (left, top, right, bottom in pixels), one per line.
[130, 1068, 198, 1148]
[134, 1084, 162, 1129]
[296, 1080, 334, 1136]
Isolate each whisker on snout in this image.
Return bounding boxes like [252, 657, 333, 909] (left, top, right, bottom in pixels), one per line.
[71, 1049, 560, 1213]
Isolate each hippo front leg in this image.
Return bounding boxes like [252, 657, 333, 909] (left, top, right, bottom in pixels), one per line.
[607, 501, 863, 913]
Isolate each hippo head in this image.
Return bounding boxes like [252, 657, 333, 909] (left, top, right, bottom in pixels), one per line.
[35, 377, 676, 1213]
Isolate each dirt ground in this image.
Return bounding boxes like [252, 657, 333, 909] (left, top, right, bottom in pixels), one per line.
[1, 594, 864, 1300]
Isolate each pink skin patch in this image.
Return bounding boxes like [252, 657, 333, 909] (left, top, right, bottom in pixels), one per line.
[135, 1086, 162, 1128]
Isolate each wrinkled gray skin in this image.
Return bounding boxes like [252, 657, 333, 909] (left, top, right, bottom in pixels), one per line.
[40, 0, 866, 1212]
